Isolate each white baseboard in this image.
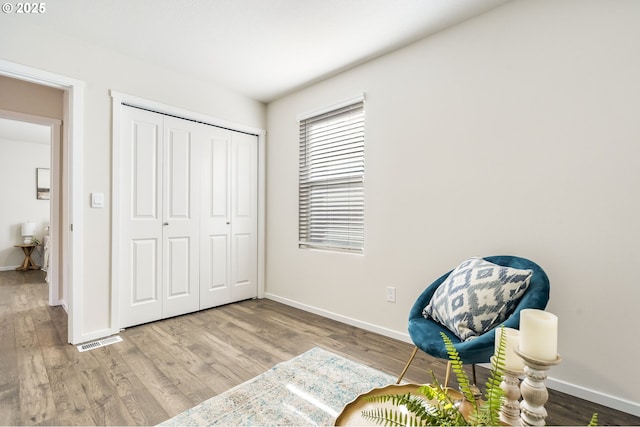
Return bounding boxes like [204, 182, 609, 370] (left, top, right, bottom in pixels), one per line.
[72, 327, 120, 346]
[0, 265, 20, 271]
[546, 377, 640, 417]
[265, 293, 640, 418]
[49, 298, 67, 310]
[264, 293, 412, 344]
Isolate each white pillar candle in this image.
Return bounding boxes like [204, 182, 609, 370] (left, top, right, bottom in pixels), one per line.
[519, 309, 558, 361]
[495, 327, 524, 371]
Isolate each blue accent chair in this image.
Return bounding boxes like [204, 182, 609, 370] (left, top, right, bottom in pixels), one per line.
[396, 255, 550, 385]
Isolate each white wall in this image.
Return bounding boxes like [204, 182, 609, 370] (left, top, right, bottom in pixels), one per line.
[266, 0, 640, 416]
[0, 20, 266, 338]
[0, 138, 50, 269]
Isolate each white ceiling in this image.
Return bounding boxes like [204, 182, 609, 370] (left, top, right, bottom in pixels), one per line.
[30, 0, 510, 103]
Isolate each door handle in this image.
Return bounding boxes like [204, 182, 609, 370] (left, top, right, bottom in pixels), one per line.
[163, 222, 169, 226]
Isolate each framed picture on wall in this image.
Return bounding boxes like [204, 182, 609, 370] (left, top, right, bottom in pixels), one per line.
[37, 168, 50, 200]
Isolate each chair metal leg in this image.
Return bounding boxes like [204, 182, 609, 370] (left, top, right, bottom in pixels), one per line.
[396, 348, 476, 389]
[472, 364, 477, 385]
[444, 363, 477, 390]
[444, 360, 452, 388]
[396, 346, 419, 384]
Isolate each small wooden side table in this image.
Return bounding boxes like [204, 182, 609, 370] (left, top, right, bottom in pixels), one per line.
[14, 244, 40, 271]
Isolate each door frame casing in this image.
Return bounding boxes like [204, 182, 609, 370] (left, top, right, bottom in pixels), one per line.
[110, 90, 266, 332]
[0, 59, 85, 345]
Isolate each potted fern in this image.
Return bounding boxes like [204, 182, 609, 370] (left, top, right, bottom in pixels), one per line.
[359, 329, 599, 426]
[360, 329, 508, 426]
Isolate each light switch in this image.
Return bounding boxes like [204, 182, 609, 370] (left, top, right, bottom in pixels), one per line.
[91, 192, 104, 208]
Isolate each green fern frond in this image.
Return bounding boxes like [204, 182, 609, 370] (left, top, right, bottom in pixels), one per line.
[588, 412, 598, 426]
[417, 380, 467, 426]
[363, 390, 462, 427]
[361, 394, 463, 426]
[364, 393, 414, 406]
[361, 407, 410, 426]
[476, 325, 506, 426]
[440, 332, 477, 409]
[403, 396, 431, 418]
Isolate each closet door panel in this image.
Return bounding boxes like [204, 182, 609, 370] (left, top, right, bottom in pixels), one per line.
[204, 234, 229, 288]
[166, 131, 191, 218]
[200, 128, 232, 309]
[132, 129, 159, 218]
[211, 138, 229, 217]
[162, 117, 200, 318]
[233, 233, 251, 285]
[120, 107, 163, 328]
[210, 236, 228, 287]
[166, 237, 191, 296]
[234, 141, 252, 217]
[230, 132, 258, 301]
[131, 239, 159, 303]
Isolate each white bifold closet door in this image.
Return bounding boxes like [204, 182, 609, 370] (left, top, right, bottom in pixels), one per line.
[119, 105, 257, 329]
[200, 128, 258, 309]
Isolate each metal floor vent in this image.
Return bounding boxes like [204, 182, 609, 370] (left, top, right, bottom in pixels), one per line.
[77, 335, 123, 352]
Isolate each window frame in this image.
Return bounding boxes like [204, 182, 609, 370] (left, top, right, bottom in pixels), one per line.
[297, 95, 365, 253]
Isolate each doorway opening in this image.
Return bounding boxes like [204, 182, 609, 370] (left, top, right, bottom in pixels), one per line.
[0, 113, 61, 305]
[0, 59, 84, 344]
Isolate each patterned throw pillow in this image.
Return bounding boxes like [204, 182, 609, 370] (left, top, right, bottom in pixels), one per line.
[422, 257, 532, 341]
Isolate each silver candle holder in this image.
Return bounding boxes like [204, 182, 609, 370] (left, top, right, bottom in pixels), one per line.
[491, 356, 524, 426]
[514, 347, 562, 426]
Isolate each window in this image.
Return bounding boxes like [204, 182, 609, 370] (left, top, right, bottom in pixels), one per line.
[298, 96, 365, 253]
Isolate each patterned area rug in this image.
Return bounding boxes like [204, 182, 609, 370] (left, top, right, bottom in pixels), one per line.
[159, 347, 396, 426]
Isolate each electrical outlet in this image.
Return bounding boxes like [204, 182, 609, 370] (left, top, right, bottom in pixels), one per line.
[386, 286, 396, 303]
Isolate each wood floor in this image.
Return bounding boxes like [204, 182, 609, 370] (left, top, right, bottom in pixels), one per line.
[1, 270, 638, 426]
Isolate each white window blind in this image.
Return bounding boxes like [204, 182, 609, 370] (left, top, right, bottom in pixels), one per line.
[299, 99, 365, 252]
